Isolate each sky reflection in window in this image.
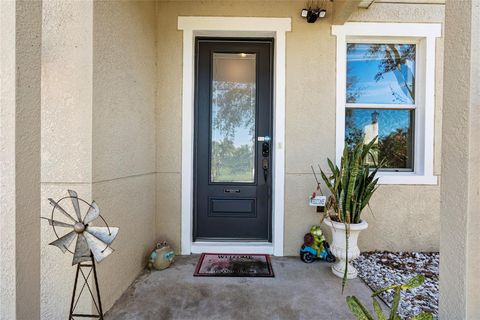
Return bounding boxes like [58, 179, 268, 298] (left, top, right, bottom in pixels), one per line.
[347, 43, 416, 104]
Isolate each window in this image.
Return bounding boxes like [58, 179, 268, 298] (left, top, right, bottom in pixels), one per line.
[333, 23, 441, 184]
[346, 43, 416, 171]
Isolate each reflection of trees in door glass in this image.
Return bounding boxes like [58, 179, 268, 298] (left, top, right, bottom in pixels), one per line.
[211, 77, 256, 183]
[211, 53, 256, 183]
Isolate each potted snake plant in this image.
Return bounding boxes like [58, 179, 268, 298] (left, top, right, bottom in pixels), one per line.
[320, 138, 381, 290]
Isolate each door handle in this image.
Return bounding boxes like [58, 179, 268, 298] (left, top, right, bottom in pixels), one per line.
[262, 158, 269, 182]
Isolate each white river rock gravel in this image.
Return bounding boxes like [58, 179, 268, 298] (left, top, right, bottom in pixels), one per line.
[352, 251, 439, 319]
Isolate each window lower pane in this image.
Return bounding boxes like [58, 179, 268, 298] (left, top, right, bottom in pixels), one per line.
[345, 108, 414, 170]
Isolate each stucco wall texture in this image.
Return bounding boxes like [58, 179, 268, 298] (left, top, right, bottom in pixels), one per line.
[155, 0, 445, 255]
[1, 1, 42, 319]
[40, 0, 157, 317]
[440, 0, 480, 318]
[41, 1, 94, 318]
[92, 0, 158, 312]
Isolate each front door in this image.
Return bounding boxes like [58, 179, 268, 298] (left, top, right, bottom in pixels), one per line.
[194, 38, 273, 241]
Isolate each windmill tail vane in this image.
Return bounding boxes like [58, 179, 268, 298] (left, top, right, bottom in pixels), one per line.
[42, 189, 119, 265]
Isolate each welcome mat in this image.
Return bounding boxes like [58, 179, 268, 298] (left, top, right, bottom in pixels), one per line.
[194, 253, 274, 277]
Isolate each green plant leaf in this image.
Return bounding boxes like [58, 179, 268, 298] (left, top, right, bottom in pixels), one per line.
[401, 275, 425, 290]
[342, 223, 350, 293]
[372, 284, 398, 297]
[320, 169, 334, 193]
[389, 287, 402, 320]
[327, 158, 339, 176]
[362, 136, 378, 159]
[373, 298, 387, 320]
[346, 296, 375, 320]
[410, 312, 433, 320]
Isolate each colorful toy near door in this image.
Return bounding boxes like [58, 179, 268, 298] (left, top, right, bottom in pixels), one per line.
[300, 226, 335, 263]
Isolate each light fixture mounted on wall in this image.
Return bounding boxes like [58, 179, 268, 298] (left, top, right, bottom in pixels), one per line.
[301, 0, 328, 23]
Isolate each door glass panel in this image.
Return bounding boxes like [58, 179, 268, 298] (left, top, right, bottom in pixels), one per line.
[210, 52, 256, 183]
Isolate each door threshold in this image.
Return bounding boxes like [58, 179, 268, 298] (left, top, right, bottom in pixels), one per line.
[191, 241, 274, 255]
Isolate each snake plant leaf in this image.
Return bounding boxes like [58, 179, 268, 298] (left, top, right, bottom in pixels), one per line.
[401, 275, 425, 290]
[372, 284, 399, 297]
[389, 287, 402, 320]
[327, 158, 338, 176]
[410, 312, 433, 320]
[373, 298, 387, 320]
[346, 296, 375, 320]
[320, 169, 334, 193]
[361, 179, 379, 211]
[345, 146, 361, 222]
[362, 136, 378, 159]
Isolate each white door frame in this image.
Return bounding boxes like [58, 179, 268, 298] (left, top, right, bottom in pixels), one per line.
[178, 17, 291, 256]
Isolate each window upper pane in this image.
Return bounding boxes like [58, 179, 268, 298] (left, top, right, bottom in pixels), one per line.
[345, 108, 414, 170]
[347, 43, 416, 104]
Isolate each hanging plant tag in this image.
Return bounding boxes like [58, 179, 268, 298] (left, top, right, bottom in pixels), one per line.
[309, 195, 326, 207]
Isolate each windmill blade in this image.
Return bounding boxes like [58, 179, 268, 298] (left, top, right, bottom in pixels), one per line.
[86, 226, 119, 245]
[48, 198, 77, 223]
[84, 231, 114, 263]
[49, 231, 77, 253]
[41, 217, 74, 228]
[72, 233, 91, 265]
[83, 201, 100, 225]
[68, 190, 83, 222]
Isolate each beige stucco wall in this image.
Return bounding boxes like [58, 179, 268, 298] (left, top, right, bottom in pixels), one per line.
[92, 0, 158, 312]
[440, 0, 480, 318]
[155, 0, 444, 255]
[0, 2, 18, 318]
[41, 1, 94, 317]
[40, 1, 157, 318]
[1, 1, 42, 319]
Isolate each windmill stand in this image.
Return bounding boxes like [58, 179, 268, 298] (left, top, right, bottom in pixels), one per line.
[69, 253, 103, 319]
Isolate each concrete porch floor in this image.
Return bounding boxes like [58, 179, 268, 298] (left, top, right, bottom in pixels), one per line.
[105, 255, 385, 320]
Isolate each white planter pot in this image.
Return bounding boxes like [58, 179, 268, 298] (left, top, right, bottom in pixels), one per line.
[323, 218, 368, 279]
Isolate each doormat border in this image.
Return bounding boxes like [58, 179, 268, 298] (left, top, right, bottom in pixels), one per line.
[193, 253, 275, 277]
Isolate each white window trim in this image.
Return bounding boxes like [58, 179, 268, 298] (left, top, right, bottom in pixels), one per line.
[332, 22, 441, 185]
[178, 17, 291, 256]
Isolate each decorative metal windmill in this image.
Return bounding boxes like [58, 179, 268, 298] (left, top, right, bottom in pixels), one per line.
[42, 190, 119, 320]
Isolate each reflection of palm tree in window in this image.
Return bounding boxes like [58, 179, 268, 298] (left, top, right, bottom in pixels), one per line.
[347, 43, 415, 103]
[367, 44, 415, 103]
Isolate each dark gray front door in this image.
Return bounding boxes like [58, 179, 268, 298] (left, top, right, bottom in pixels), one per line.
[194, 38, 273, 241]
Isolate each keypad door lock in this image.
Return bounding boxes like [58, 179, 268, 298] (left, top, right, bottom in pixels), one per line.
[262, 142, 270, 157]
